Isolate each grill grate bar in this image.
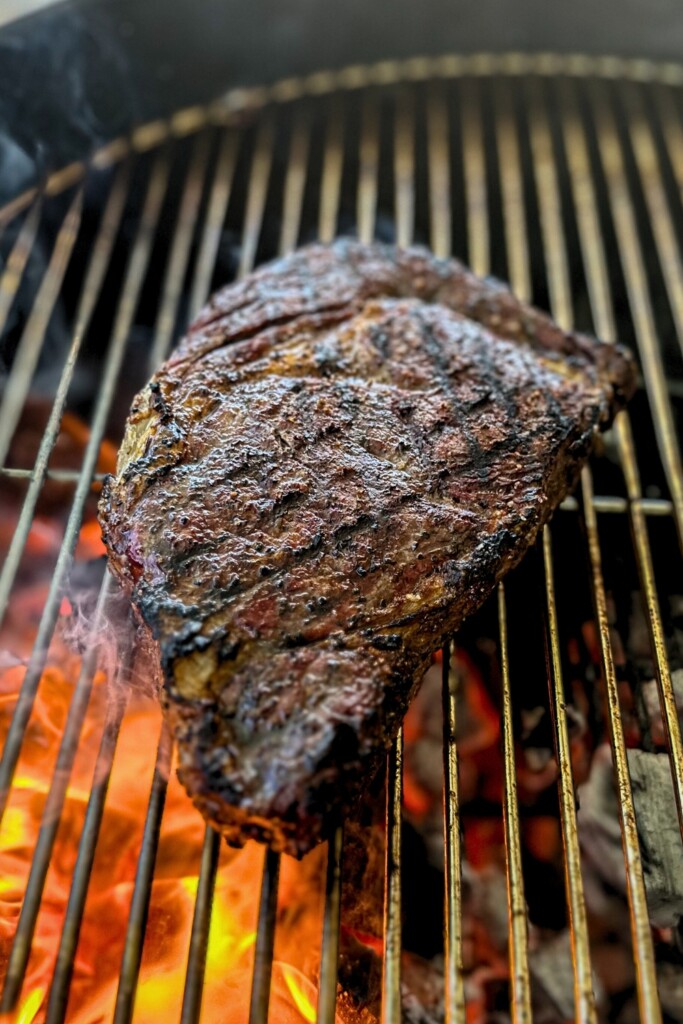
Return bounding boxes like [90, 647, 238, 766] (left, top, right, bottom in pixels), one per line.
[0, 193, 43, 339]
[381, 729, 404, 1024]
[525, 79, 573, 329]
[0, 162, 131, 626]
[0, 151, 171, 825]
[580, 466, 662, 1022]
[560, 77, 683, 838]
[318, 97, 346, 244]
[279, 108, 310, 257]
[149, 130, 213, 370]
[0, 573, 114, 1014]
[0, 464, 675, 515]
[461, 78, 489, 277]
[394, 89, 415, 248]
[113, 724, 172, 1024]
[493, 79, 532, 310]
[542, 527, 597, 1023]
[181, 826, 222, 1024]
[426, 82, 452, 259]
[497, 585, 532, 1023]
[0, 187, 83, 472]
[560, 494, 673, 515]
[441, 644, 466, 1024]
[0, 467, 107, 481]
[239, 115, 276, 280]
[357, 92, 381, 245]
[44, 669, 130, 1024]
[188, 130, 239, 321]
[248, 849, 281, 1024]
[316, 824, 344, 1024]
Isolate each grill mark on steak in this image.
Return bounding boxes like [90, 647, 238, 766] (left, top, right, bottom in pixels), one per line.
[99, 241, 636, 856]
[176, 304, 357, 371]
[167, 483, 437, 616]
[413, 313, 486, 466]
[157, 426, 515, 614]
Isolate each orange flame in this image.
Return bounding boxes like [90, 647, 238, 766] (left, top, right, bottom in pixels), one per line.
[281, 964, 317, 1023]
[10, 988, 43, 1024]
[0, 518, 334, 1024]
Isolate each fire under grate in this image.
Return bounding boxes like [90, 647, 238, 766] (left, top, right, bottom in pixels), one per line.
[0, 52, 683, 1024]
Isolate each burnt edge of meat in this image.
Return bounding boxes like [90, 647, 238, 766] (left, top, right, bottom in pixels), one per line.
[99, 240, 636, 857]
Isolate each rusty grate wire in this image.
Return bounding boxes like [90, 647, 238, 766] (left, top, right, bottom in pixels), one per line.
[0, 52, 682, 1024]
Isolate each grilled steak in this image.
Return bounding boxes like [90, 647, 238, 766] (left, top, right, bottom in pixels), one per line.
[99, 240, 635, 856]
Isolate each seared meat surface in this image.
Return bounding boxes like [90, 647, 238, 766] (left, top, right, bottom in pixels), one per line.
[99, 241, 635, 856]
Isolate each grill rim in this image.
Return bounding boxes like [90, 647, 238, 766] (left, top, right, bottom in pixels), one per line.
[3, 50, 683, 231]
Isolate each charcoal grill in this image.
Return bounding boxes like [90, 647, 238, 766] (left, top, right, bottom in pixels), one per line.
[1, 51, 683, 1024]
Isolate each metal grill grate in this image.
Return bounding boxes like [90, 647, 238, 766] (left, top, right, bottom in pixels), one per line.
[0, 52, 682, 1024]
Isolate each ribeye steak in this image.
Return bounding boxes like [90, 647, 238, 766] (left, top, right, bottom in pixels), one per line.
[99, 241, 635, 856]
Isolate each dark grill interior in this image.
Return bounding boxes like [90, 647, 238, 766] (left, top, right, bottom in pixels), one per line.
[0, 52, 683, 1024]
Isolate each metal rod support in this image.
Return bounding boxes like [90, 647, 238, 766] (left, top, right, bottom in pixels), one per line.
[248, 849, 281, 1024]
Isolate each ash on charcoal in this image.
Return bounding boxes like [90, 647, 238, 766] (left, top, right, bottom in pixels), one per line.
[578, 743, 683, 929]
[627, 748, 683, 928]
[614, 963, 683, 1024]
[655, 962, 683, 1023]
[641, 668, 683, 744]
[577, 744, 630, 925]
[401, 954, 446, 1024]
[530, 931, 605, 1023]
[627, 590, 683, 688]
[520, 707, 554, 772]
[463, 863, 510, 956]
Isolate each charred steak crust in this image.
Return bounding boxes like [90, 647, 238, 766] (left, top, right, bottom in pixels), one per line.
[99, 240, 635, 857]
